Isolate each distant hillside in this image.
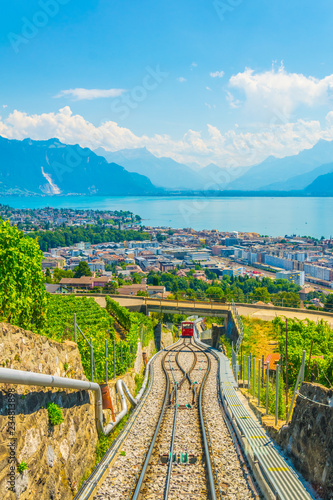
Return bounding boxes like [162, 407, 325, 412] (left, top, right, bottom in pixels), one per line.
[0, 137, 159, 196]
[95, 147, 207, 190]
[227, 139, 333, 191]
[263, 161, 333, 191]
[304, 171, 333, 195]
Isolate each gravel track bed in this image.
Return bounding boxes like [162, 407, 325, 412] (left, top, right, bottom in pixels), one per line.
[93, 347, 171, 500]
[203, 351, 257, 499]
[141, 343, 209, 500]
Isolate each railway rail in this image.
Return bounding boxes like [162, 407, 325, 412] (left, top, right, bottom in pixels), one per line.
[92, 329, 312, 500]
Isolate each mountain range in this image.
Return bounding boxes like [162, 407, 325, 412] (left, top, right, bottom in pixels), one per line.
[0, 137, 159, 196]
[226, 139, 333, 191]
[1, 135, 333, 196]
[94, 147, 246, 190]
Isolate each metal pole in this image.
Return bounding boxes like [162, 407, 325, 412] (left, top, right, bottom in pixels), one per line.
[258, 359, 261, 406]
[90, 337, 94, 382]
[286, 357, 304, 423]
[121, 341, 123, 365]
[105, 339, 108, 384]
[252, 357, 256, 398]
[113, 339, 116, 379]
[74, 313, 77, 343]
[275, 364, 279, 426]
[306, 340, 314, 382]
[261, 354, 264, 388]
[243, 353, 245, 385]
[129, 342, 131, 368]
[248, 356, 250, 392]
[266, 361, 269, 415]
[300, 350, 306, 386]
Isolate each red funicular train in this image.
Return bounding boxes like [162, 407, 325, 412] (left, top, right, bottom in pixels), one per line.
[181, 321, 194, 337]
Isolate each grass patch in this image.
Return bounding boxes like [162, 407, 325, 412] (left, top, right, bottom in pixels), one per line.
[134, 372, 144, 396]
[241, 317, 278, 358]
[17, 462, 28, 474]
[47, 402, 64, 426]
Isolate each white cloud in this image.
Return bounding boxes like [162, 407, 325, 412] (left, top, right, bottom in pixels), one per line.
[205, 103, 216, 110]
[228, 64, 333, 118]
[226, 91, 241, 109]
[177, 77, 187, 83]
[55, 88, 126, 101]
[210, 71, 224, 78]
[205, 86, 212, 91]
[1, 106, 333, 169]
[2, 105, 7, 109]
[191, 62, 198, 69]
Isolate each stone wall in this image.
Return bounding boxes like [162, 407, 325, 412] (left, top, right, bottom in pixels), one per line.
[0, 323, 98, 500]
[0, 324, 175, 500]
[277, 382, 333, 499]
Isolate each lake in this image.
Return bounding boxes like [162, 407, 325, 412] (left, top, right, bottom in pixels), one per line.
[0, 195, 332, 239]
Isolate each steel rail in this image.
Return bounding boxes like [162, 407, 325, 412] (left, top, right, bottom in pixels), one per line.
[130, 341, 185, 500]
[164, 339, 198, 499]
[164, 384, 178, 500]
[175, 340, 192, 388]
[194, 334, 314, 500]
[196, 343, 218, 500]
[75, 339, 183, 500]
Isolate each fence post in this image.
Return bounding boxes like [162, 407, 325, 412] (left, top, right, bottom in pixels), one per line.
[266, 361, 269, 415]
[248, 356, 250, 392]
[129, 342, 131, 368]
[74, 313, 77, 343]
[113, 339, 116, 379]
[258, 359, 261, 406]
[300, 350, 306, 386]
[252, 357, 256, 398]
[275, 364, 279, 426]
[90, 337, 94, 383]
[261, 354, 264, 388]
[105, 339, 108, 384]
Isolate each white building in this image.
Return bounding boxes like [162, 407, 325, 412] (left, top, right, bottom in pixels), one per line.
[276, 270, 305, 286]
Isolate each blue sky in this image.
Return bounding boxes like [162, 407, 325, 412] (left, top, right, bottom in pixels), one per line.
[1, 0, 333, 166]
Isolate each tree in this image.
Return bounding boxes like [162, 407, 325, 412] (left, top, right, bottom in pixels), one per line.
[0, 220, 47, 329]
[251, 287, 271, 303]
[103, 281, 118, 294]
[132, 273, 142, 284]
[44, 268, 52, 284]
[206, 286, 224, 300]
[53, 268, 74, 283]
[74, 261, 92, 278]
[324, 294, 333, 312]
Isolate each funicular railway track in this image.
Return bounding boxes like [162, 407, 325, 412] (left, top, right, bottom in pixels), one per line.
[88, 321, 313, 500]
[129, 338, 221, 500]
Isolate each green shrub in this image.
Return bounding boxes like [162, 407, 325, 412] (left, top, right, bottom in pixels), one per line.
[17, 461, 28, 474]
[47, 402, 64, 425]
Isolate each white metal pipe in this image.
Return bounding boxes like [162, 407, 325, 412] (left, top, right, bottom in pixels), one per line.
[0, 350, 158, 437]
